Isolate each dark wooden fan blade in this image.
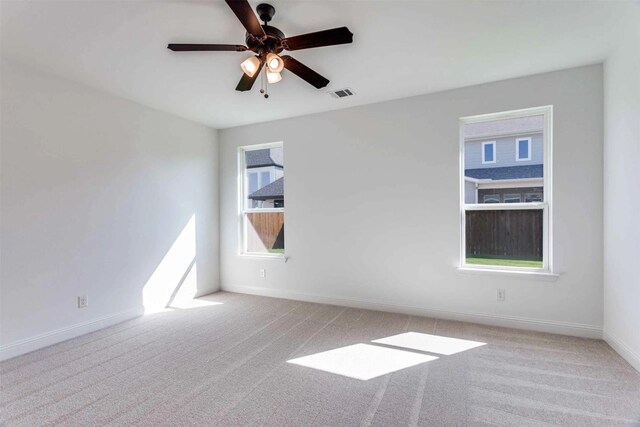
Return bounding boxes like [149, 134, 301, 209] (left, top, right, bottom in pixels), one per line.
[281, 56, 329, 89]
[225, 0, 266, 38]
[236, 62, 264, 91]
[168, 44, 247, 52]
[282, 27, 353, 51]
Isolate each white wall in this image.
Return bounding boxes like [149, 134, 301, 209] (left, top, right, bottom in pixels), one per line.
[0, 59, 219, 359]
[219, 65, 604, 338]
[603, 5, 640, 371]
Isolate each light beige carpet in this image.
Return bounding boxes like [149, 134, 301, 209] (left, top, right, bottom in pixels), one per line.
[1, 292, 639, 426]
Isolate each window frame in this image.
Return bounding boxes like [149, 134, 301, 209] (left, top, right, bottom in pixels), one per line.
[515, 137, 532, 161]
[459, 106, 553, 274]
[237, 141, 285, 258]
[481, 141, 497, 164]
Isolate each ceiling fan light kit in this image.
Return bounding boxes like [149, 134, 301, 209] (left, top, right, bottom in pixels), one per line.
[265, 52, 284, 73]
[266, 70, 282, 84]
[240, 56, 261, 77]
[167, 0, 353, 98]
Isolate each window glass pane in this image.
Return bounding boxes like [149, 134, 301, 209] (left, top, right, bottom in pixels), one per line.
[463, 110, 548, 270]
[260, 171, 271, 187]
[484, 144, 494, 162]
[248, 172, 258, 194]
[465, 209, 543, 268]
[476, 188, 542, 204]
[518, 139, 529, 159]
[464, 115, 544, 205]
[242, 144, 284, 254]
[525, 192, 542, 202]
[245, 212, 284, 254]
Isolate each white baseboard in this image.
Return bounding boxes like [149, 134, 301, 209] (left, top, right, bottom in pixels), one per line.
[0, 307, 143, 362]
[222, 284, 602, 339]
[603, 331, 640, 373]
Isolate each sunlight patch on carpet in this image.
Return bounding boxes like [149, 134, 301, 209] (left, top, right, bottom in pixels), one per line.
[373, 332, 486, 356]
[287, 343, 437, 380]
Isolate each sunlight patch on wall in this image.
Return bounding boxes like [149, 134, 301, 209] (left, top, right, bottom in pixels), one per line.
[373, 332, 486, 356]
[287, 343, 437, 381]
[143, 215, 196, 314]
[171, 261, 198, 305]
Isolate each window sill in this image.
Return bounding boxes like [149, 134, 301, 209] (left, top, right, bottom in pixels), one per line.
[238, 253, 287, 261]
[457, 266, 560, 281]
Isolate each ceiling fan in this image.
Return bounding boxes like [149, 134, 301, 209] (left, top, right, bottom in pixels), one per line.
[168, 0, 353, 98]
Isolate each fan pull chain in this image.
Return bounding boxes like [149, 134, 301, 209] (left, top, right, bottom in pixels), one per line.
[263, 66, 269, 99]
[259, 67, 265, 94]
[259, 66, 269, 98]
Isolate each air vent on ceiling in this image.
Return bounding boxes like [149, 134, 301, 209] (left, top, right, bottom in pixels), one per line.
[329, 88, 355, 99]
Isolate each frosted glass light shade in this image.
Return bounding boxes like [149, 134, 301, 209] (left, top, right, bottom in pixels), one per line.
[240, 56, 261, 77]
[267, 71, 282, 84]
[266, 53, 284, 73]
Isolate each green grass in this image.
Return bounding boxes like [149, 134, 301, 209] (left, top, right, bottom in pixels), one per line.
[466, 257, 543, 268]
[268, 248, 285, 254]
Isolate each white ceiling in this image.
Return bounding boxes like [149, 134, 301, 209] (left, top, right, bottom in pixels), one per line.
[1, 0, 633, 129]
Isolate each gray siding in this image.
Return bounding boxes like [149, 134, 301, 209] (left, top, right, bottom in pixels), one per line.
[465, 180, 477, 203]
[465, 133, 543, 170]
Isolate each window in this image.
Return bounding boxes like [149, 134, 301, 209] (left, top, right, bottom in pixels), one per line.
[260, 171, 270, 186]
[482, 141, 496, 164]
[248, 172, 259, 193]
[503, 194, 521, 203]
[525, 192, 542, 203]
[483, 194, 500, 203]
[248, 171, 274, 203]
[461, 106, 552, 272]
[516, 137, 531, 161]
[239, 143, 284, 256]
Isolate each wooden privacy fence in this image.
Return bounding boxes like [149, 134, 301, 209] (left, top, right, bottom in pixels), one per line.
[466, 209, 542, 260]
[247, 212, 284, 252]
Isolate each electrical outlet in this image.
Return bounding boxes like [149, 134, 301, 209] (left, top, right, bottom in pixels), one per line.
[496, 289, 505, 302]
[78, 295, 88, 308]
[259, 269, 266, 278]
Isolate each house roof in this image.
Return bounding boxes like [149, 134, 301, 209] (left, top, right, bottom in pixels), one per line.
[248, 177, 284, 200]
[464, 115, 544, 140]
[246, 149, 283, 169]
[465, 165, 543, 180]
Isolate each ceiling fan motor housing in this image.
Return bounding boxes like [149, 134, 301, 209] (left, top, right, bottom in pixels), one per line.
[246, 25, 285, 55]
[244, 4, 284, 57]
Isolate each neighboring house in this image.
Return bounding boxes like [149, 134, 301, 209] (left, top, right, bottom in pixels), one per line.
[246, 147, 284, 208]
[464, 115, 544, 203]
[249, 177, 284, 208]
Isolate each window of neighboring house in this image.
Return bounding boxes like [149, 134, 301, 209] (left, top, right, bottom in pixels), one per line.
[525, 192, 542, 202]
[239, 142, 285, 256]
[248, 171, 273, 198]
[461, 106, 552, 272]
[260, 171, 271, 186]
[503, 194, 521, 203]
[482, 141, 496, 164]
[483, 194, 500, 203]
[516, 137, 531, 161]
